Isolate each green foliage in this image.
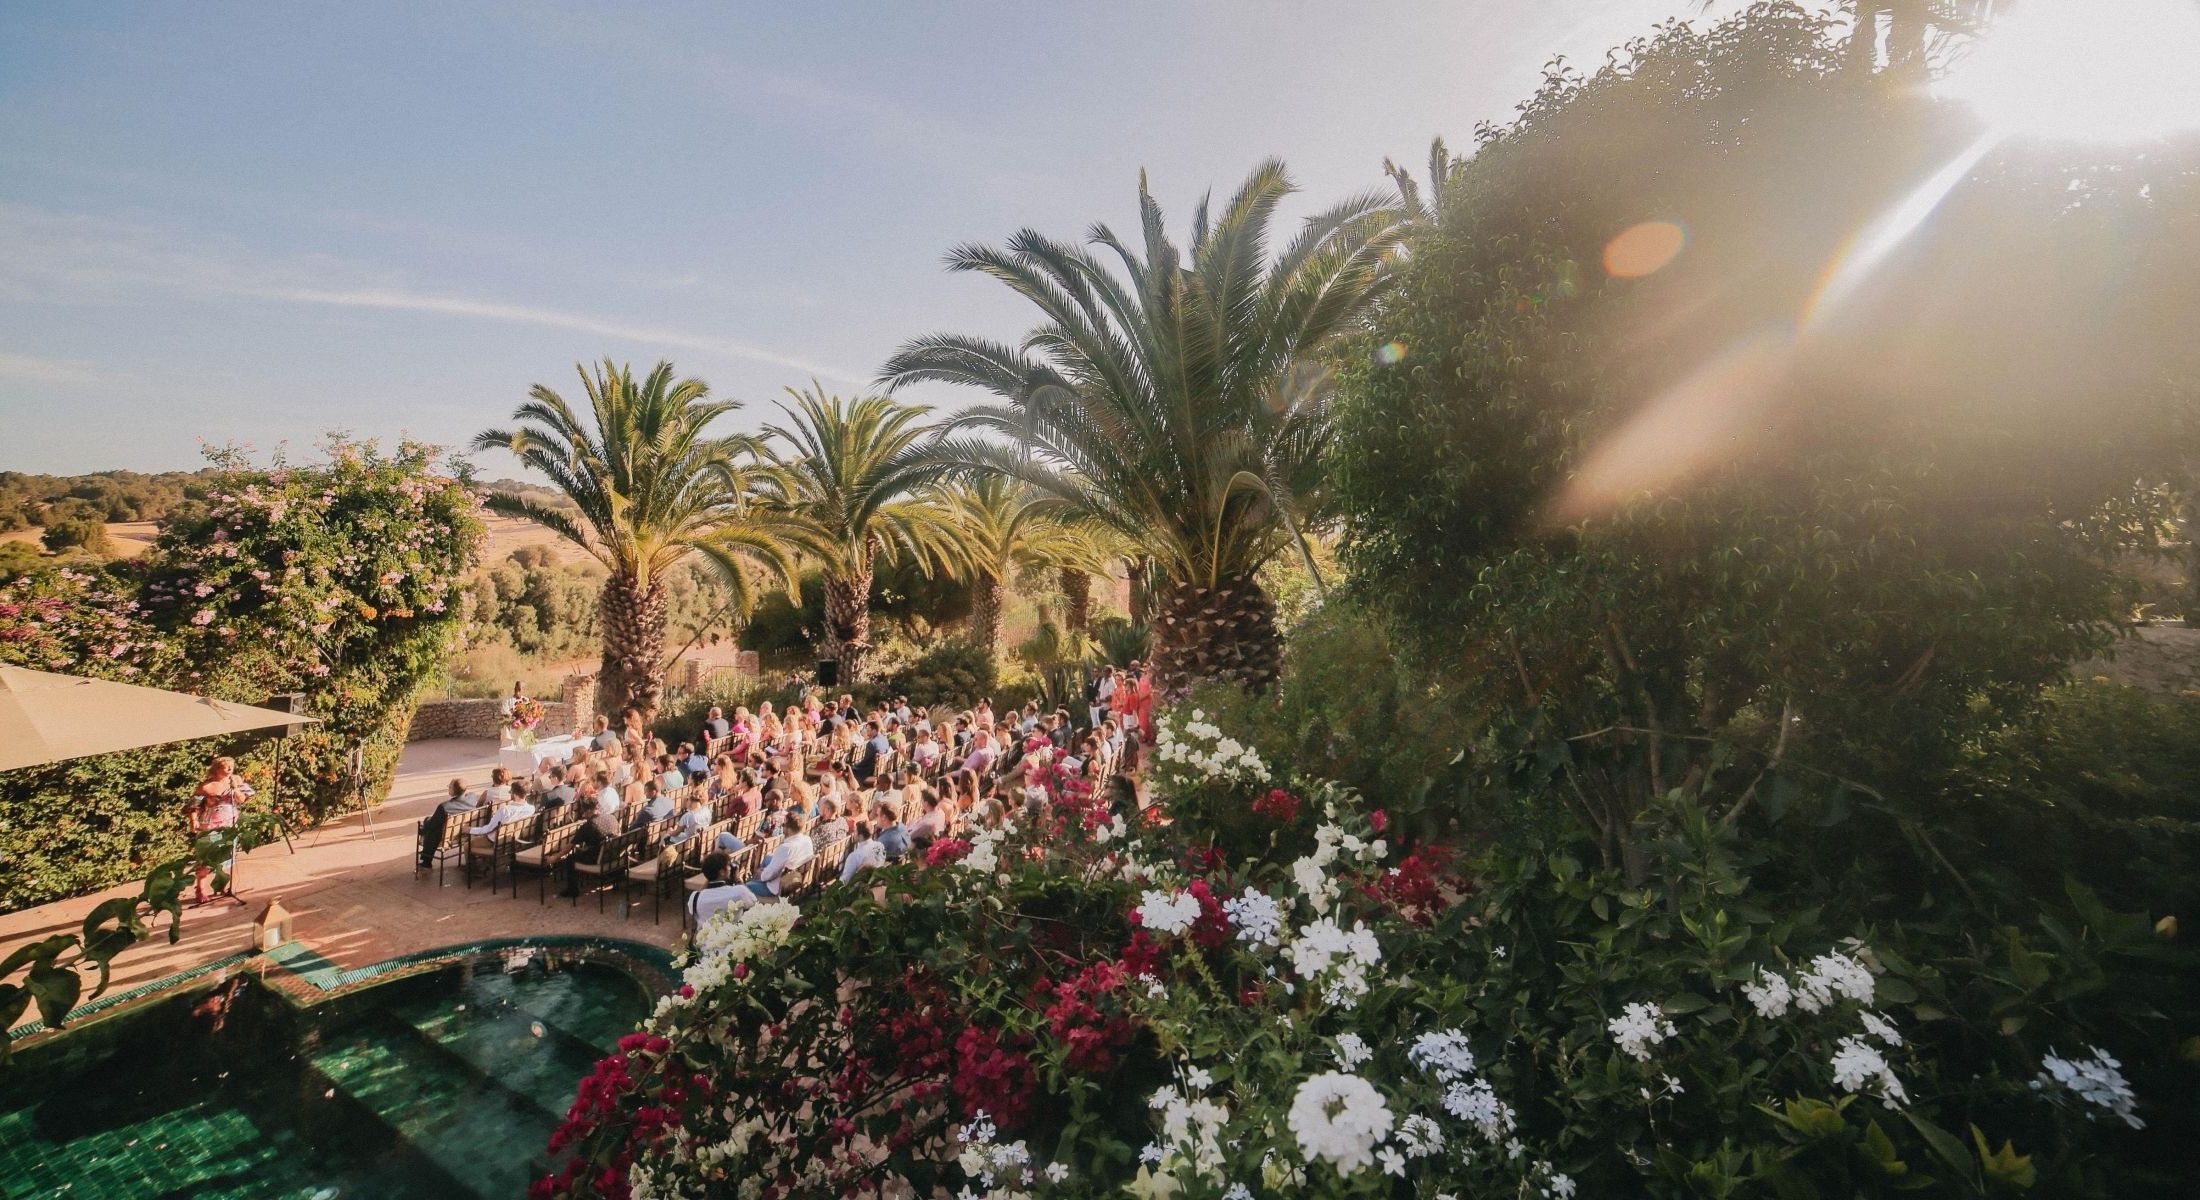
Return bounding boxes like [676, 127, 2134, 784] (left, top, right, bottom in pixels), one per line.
[1937, 682, 2200, 921]
[878, 637, 1000, 711]
[0, 467, 214, 530]
[1330, 7, 2196, 867]
[1091, 615, 1153, 667]
[738, 562, 974, 658]
[0, 440, 481, 912]
[38, 518, 111, 556]
[1178, 605, 1483, 838]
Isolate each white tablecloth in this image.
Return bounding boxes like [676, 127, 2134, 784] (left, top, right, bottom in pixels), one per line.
[500, 734, 582, 776]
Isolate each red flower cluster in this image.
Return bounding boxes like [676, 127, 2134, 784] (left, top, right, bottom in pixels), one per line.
[1182, 879, 1231, 950]
[1252, 787, 1300, 824]
[925, 837, 973, 867]
[1041, 960, 1140, 1073]
[534, 1032, 681, 1199]
[1360, 844, 1459, 925]
[951, 1024, 1037, 1129]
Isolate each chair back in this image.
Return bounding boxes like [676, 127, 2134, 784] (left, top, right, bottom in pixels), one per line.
[596, 827, 646, 868]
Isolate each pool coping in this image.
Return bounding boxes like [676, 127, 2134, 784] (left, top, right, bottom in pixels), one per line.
[7, 934, 676, 1046]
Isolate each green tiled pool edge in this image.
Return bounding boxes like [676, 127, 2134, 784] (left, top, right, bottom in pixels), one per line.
[7, 934, 675, 1046]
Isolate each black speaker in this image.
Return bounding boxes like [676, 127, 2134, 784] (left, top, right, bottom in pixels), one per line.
[815, 658, 839, 687]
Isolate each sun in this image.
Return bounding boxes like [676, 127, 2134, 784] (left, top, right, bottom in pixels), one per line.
[1935, 0, 2200, 143]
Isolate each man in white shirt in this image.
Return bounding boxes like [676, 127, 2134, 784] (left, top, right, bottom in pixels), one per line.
[744, 811, 815, 901]
[469, 785, 537, 839]
[1090, 665, 1117, 732]
[687, 850, 754, 930]
[839, 820, 885, 884]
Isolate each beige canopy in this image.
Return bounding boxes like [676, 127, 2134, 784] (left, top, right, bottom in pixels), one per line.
[0, 664, 316, 773]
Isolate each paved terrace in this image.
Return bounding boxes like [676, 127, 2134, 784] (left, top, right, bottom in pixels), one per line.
[1, 738, 682, 1030]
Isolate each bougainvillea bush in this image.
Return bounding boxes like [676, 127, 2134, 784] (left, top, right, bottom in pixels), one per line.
[540, 709, 2180, 1199]
[0, 438, 482, 910]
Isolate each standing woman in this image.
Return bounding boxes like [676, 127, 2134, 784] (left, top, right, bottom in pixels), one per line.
[188, 756, 252, 906]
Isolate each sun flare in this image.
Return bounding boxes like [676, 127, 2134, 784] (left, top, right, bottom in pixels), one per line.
[1935, 0, 2200, 143]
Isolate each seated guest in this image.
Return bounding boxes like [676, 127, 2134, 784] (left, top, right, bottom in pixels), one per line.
[656, 754, 685, 794]
[908, 790, 948, 846]
[852, 720, 888, 783]
[743, 812, 815, 901]
[700, 705, 732, 747]
[635, 779, 677, 827]
[540, 765, 580, 816]
[812, 797, 849, 849]
[959, 730, 996, 776]
[840, 819, 885, 883]
[873, 799, 911, 862]
[680, 741, 709, 780]
[687, 851, 753, 929]
[469, 781, 538, 847]
[587, 714, 619, 752]
[481, 767, 514, 806]
[911, 727, 942, 770]
[416, 778, 478, 870]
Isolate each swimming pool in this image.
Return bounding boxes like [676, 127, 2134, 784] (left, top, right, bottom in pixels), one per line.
[0, 945, 660, 1199]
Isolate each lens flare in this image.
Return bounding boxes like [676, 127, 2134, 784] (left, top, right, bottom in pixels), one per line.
[1373, 341, 1409, 365]
[1603, 221, 1687, 278]
[1545, 330, 1795, 524]
[1936, 0, 2200, 143]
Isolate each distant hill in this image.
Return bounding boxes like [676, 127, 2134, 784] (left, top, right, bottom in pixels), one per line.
[0, 468, 221, 533]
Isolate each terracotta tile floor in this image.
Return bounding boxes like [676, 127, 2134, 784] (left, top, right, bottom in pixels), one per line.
[0, 738, 682, 1024]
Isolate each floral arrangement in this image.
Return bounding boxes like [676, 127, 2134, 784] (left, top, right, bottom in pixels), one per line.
[536, 708, 2165, 1199]
[510, 696, 547, 731]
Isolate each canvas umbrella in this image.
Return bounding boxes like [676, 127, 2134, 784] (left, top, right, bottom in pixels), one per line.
[0, 664, 316, 773]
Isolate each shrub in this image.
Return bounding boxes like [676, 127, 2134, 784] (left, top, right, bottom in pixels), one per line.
[39, 517, 111, 556]
[0, 441, 481, 911]
[541, 709, 2187, 1198]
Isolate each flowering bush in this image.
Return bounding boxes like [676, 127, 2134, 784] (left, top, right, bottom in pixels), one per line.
[0, 439, 481, 910]
[539, 708, 2188, 1199]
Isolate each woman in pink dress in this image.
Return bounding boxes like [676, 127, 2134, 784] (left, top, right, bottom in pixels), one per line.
[188, 756, 250, 906]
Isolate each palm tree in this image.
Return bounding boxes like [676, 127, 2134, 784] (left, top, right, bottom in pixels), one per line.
[757, 386, 968, 684]
[942, 475, 1117, 658]
[474, 359, 799, 722]
[882, 159, 1405, 693]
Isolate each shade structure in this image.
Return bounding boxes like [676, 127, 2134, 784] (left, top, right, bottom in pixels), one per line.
[0, 665, 316, 773]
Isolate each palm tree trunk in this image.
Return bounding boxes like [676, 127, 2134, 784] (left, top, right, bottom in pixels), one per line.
[971, 570, 1007, 659]
[1058, 566, 1093, 634]
[1127, 556, 1157, 626]
[822, 566, 875, 683]
[1149, 572, 1283, 696]
[599, 572, 668, 723]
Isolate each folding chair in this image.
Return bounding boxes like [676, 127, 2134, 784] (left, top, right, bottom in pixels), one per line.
[512, 821, 581, 902]
[569, 827, 645, 912]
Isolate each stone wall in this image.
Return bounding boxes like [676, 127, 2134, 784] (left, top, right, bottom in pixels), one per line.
[407, 671, 599, 742]
[2073, 623, 2200, 698]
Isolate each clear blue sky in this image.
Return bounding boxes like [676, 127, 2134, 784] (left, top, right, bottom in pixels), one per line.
[0, 1, 1705, 474]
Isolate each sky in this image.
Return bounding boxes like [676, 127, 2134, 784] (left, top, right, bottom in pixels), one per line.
[0, 1, 1714, 475]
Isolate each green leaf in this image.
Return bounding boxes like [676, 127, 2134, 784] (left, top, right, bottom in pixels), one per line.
[1902, 1110, 1977, 1187]
[1971, 1126, 2037, 1191]
[25, 960, 83, 1029]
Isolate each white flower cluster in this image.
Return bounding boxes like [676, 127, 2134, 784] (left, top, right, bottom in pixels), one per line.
[1335, 1033, 1373, 1068]
[955, 1111, 1035, 1193]
[2033, 1046, 2144, 1129]
[1440, 1076, 1518, 1145]
[1144, 1079, 1233, 1178]
[1288, 823, 1379, 915]
[1153, 708, 1269, 782]
[1830, 1034, 1908, 1106]
[1287, 1071, 1395, 1175]
[961, 827, 1005, 875]
[1607, 1001, 1677, 1062]
[678, 902, 800, 997]
[1284, 917, 1383, 1008]
[1091, 813, 1129, 844]
[1137, 888, 1204, 935]
[1407, 1029, 1478, 1081]
[1741, 950, 1877, 1018]
[1223, 886, 1283, 948]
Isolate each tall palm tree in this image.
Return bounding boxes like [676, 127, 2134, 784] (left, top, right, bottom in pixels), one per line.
[757, 386, 969, 683]
[882, 159, 1405, 693]
[474, 359, 799, 721]
[942, 475, 1117, 658]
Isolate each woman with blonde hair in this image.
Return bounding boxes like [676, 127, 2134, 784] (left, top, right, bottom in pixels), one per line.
[188, 756, 252, 906]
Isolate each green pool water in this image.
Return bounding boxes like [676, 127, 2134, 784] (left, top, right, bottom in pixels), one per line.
[0, 948, 656, 1199]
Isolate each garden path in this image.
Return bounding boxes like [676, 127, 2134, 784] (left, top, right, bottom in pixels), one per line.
[0, 738, 681, 1034]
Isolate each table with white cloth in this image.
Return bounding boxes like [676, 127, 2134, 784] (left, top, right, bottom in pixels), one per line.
[500, 734, 583, 776]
